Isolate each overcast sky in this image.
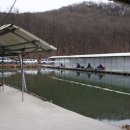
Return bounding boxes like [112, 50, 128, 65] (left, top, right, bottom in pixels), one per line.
[0, 0, 110, 13]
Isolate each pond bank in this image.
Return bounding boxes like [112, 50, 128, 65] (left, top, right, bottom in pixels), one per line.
[0, 85, 121, 130]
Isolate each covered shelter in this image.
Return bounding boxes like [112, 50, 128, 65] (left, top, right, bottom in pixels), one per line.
[50, 53, 130, 73]
[0, 24, 56, 56]
[0, 24, 57, 101]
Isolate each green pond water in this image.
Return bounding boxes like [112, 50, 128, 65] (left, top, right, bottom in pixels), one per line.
[1, 68, 130, 126]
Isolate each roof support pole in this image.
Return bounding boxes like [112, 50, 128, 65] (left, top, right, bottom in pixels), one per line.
[1, 53, 4, 91]
[19, 53, 27, 102]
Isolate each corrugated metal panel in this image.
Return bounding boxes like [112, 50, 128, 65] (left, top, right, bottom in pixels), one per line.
[100, 57, 105, 67]
[104, 57, 112, 70]
[77, 58, 85, 67]
[117, 57, 125, 71]
[64, 59, 70, 67]
[0, 24, 56, 56]
[125, 57, 130, 72]
[112, 57, 117, 71]
[55, 59, 60, 66]
[69, 58, 77, 68]
[93, 57, 101, 68]
[85, 58, 92, 67]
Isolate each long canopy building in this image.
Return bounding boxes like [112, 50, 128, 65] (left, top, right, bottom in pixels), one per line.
[50, 53, 130, 73]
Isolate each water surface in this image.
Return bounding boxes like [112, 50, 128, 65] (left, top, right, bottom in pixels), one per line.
[2, 68, 130, 126]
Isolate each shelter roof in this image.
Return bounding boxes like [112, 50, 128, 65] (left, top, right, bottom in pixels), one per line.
[50, 52, 130, 59]
[0, 24, 56, 56]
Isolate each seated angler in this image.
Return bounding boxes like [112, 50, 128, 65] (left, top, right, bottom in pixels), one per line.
[87, 63, 92, 69]
[61, 63, 65, 67]
[76, 63, 81, 68]
[97, 64, 105, 70]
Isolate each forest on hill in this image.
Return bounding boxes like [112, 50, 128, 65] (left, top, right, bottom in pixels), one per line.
[0, 1, 130, 58]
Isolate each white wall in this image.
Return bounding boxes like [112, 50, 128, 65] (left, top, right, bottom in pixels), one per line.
[111, 57, 117, 71]
[69, 58, 77, 68]
[77, 58, 85, 67]
[55, 59, 60, 66]
[124, 57, 130, 72]
[64, 59, 70, 67]
[54, 56, 130, 72]
[116, 57, 125, 72]
[104, 57, 112, 70]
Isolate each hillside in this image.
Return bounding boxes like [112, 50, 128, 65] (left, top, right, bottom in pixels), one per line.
[0, 1, 130, 58]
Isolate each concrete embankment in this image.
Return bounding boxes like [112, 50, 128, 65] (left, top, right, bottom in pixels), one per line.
[0, 85, 121, 130]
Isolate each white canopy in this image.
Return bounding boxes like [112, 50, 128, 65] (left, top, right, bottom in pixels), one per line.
[0, 24, 57, 56]
[50, 52, 130, 59]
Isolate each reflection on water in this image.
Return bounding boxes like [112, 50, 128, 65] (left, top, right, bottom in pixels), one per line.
[17, 69, 38, 75]
[3, 68, 130, 126]
[51, 69, 130, 90]
[0, 71, 16, 78]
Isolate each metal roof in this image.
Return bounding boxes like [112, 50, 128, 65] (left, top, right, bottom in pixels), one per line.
[49, 52, 130, 59]
[0, 24, 57, 56]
